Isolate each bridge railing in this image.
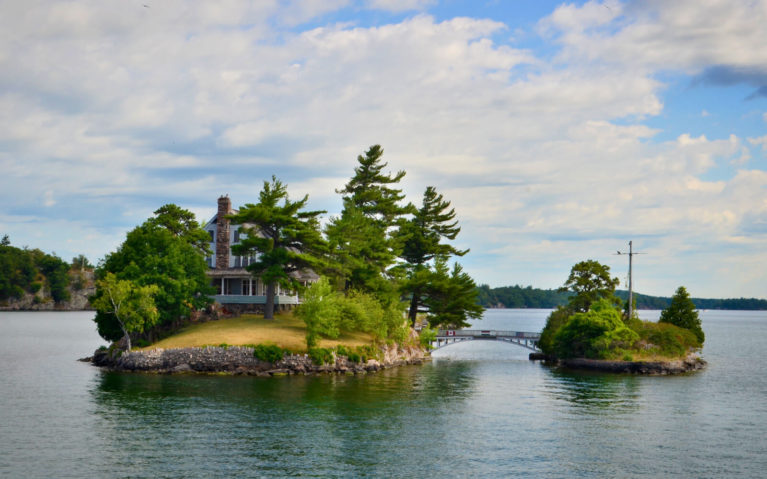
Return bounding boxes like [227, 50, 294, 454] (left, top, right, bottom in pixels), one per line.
[436, 329, 540, 339]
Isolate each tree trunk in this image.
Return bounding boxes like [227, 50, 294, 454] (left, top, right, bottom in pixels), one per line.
[408, 290, 420, 327]
[117, 320, 131, 351]
[265, 282, 276, 319]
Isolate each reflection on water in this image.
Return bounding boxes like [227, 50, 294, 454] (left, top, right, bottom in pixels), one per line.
[4, 310, 767, 478]
[542, 368, 641, 414]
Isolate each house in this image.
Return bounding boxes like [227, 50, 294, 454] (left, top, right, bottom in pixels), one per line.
[202, 195, 318, 312]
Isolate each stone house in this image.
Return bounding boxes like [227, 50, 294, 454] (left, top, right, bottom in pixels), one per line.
[202, 195, 318, 312]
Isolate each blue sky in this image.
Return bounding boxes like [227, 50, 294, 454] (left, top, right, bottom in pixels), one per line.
[1, 0, 766, 299]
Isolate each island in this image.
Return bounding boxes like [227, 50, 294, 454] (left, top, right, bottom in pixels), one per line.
[531, 260, 706, 375]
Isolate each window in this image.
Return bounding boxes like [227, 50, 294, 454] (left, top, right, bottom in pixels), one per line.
[208, 230, 214, 242]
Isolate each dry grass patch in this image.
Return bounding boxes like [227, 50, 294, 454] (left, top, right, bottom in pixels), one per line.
[143, 311, 374, 353]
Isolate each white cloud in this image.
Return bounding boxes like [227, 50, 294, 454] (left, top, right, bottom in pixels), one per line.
[1, 1, 766, 297]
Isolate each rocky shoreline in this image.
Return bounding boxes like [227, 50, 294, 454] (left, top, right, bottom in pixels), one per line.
[530, 353, 706, 375]
[88, 342, 427, 376]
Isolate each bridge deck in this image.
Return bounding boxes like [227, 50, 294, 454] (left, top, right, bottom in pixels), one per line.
[432, 330, 541, 351]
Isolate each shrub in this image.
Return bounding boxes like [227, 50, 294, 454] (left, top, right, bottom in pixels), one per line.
[632, 321, 700, 357]
[419, 326, 437, 350]
[553, 299, 639, 359]
[30, 282, 42, 293]
[253, 344, 287, 363]
[538, 306, 571, 355]
[308, 347, 334, 365]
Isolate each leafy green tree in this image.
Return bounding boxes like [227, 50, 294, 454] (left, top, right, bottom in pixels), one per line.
[93, 209, 212, 343]
[553, 299, 639, 359]
[1, 234, 9, 246]
[295, 277, 343, 348]
[230, 176, 327, 319]
[146, 203, 212, 256]
[660, 286, 704, 344]
[559, 259, 620, 313]
[36, 254, 70, 303]
[91, 273, 160, 351]
[0, 243, 36, 300]
[397, 186, 469, 323]
[538, 306, 571, 355]
[422, 257, 483, 329]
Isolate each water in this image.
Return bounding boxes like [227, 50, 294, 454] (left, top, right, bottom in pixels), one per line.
[1, 310, 766, 478]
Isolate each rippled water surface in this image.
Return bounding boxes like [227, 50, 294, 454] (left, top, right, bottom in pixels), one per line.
[1, 309, 766, 478]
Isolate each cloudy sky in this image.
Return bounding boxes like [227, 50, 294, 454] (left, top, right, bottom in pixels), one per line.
[1, 0, 765, 299]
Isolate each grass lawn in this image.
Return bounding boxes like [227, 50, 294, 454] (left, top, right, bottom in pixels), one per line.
[143, 311, 374, 353]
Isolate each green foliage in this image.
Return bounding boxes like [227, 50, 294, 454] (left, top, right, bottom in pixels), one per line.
[91, 273, 160, 351]
[559, 260, 621, 313]
[476, 284, 572, 309]
[295, 277, 343, 348]
[296, 277, 409, 349]
[421, 257, 483, 329]
[397, 186, 470, 323]
[660, 286, 704, 344]
[252, 344, 287, 363]
[553, 299, 639, 359]
[93, 209, 213, 343]
[632, 320, 700, 357]
[308, 347, 334, 365]
[146, 203, 213, 256]
[538, 306, 572, 355]
[230, 176, 327, 319]
[0, 240, 75, 303]
[419, 326, 437, 350]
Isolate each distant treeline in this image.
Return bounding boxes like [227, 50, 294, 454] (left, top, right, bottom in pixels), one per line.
[0, 235, 92, 304]
[477, 284, 767, 310]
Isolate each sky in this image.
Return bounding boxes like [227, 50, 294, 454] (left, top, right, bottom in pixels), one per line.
[1, 0, 766, 299]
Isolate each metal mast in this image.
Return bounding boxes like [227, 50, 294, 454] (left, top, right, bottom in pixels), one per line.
[616, 241, 644, 320]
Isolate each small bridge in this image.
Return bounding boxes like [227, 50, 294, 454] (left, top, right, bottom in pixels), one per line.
[432, 330, 541, 351]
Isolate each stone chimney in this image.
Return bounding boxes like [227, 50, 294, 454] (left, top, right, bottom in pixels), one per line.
[215, 195, 232, 269]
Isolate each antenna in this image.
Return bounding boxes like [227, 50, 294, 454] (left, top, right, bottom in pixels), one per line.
[614, 241, 646, 320]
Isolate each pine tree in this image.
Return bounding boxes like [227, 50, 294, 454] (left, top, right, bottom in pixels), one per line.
[660, 286, 704, 344]
[230, 176, 327, 319]
[422, 258, 483, 329]
[397, 186, 470, 323]
[328, 145, 411, 294]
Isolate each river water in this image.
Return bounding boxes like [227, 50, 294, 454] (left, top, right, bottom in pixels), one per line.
[1, 309, 766, 478]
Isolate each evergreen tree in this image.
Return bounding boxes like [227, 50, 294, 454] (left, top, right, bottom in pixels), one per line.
[422, 257, 483, 329]
[328, 145, 412, 294]
[230, 176, 327, 319]
[147, 203, 212, 256]
[660, 286, 704, 344]
[336, 144, 411, 225]
[398, 186, 469, 323]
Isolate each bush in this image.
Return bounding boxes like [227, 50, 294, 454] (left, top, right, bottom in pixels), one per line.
[538, 306, 571, 355]
[632, 321, 700, 357]
[553, 299, 639, 359]
[308, 347, 334, 365]
[253, 344, 287, 363]
[419, 326, 437, 350]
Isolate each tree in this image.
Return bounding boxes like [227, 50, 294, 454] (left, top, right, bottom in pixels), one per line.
[146, 203, 212, 256]
[336, 144, 411, 225]
[91, 273, 159, 351]
[660, 286, 704, 344]
[93, 210, 212, 343]
[559, 260, 620, 313]
[1, 234, 9, 246]
[328, 145, 412, 294]
[421, 257, 483, 329]
[230, 176, 327, 319]
[397, 186, 469, 323]
[71, 254, 93, 271]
